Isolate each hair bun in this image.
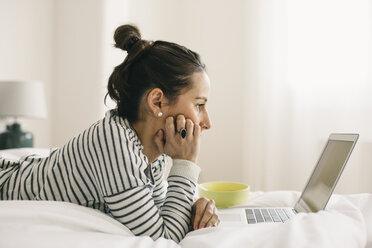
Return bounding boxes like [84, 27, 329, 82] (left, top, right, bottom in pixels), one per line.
[114, 24, 142, 53]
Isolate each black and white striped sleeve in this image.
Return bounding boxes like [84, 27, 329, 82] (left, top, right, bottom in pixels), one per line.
[95, 114, 201, 242]
[151, 155, 167, 209]
[104, 159, 200, 243]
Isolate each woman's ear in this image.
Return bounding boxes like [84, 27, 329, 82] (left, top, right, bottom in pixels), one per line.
[146, 88, 165, 118]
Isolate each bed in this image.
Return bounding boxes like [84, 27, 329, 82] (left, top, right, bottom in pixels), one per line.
[0, 148, 371, 248]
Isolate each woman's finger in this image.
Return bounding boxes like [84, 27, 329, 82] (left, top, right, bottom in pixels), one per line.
[185, 119, 194, 139]
[192, 198, 208, 230]
[176, 115, 186, 132]
[197, 200, 215, 229]
[205, 207, 219, 227]
[165, 116, 175, 140]
[153, 129, 164, 152]
[194, 123, 201, 138]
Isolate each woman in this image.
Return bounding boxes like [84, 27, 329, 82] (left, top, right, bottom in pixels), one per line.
[0, 24, 219, 243]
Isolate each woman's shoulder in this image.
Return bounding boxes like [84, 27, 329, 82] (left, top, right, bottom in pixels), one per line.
[50, 109, 142, 158]
[100, 109, 143, 150]
[102, 109, 130, 134]
[68, 109, 130, 144]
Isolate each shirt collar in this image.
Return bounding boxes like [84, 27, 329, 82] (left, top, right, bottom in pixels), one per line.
[123, 118, 144, 150]
[108, 109, 144, 151]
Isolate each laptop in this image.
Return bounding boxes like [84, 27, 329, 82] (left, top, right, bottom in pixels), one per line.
[219, 133, 359, 224]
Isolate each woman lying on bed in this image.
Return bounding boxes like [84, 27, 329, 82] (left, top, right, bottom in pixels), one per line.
[0, 24, 219, 243]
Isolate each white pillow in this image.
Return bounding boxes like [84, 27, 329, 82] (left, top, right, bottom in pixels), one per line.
[0, 147, 50, 161]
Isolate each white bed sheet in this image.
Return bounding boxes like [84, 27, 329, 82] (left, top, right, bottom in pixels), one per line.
[181, 191, 371, 248]
[0, 192, 370, 248]
[0, 148, 371, 248]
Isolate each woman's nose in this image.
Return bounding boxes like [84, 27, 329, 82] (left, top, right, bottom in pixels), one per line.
[200, 111, 212, 131]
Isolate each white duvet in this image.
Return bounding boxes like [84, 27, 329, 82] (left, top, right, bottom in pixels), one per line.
[182, 192, 371, 248]
[0, 149, 371, 248]
[0, 192, 370, 248]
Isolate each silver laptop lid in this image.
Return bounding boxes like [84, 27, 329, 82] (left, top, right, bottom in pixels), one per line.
[294, 133, 359, 213]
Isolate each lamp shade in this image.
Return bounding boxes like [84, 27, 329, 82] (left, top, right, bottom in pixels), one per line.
[0, 81, 47, 119]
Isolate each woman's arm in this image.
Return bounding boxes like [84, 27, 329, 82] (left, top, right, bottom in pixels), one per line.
[96, 114, 200, 243]
[104, 159, 200, 243]
[151, 156, 220, 231]
[150, 154, 167, 209]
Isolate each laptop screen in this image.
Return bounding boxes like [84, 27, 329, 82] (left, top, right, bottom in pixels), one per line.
[295, 135, 358, 213]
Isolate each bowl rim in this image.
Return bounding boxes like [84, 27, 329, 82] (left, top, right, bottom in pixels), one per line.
[198, 181, 250, 193]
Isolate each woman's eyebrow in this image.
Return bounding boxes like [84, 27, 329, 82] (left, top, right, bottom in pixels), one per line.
[195, 96, 208, 102]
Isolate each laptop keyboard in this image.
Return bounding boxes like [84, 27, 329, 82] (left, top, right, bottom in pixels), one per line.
[245, 208, 297, 224]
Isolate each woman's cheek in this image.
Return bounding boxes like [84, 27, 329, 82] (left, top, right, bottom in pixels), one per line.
[186, 112, 199, 125]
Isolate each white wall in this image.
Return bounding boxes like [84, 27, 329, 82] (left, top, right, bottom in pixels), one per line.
[242, 0, 372, 194]
[0, 0, 106, 148]
[123, 0, 247, 183]
[0, 0, 54, 147]
[52, 0, 106, 146]
[1, 0, 371, 193]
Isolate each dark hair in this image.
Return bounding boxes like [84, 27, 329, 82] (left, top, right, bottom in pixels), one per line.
[105, 24, 206, 123]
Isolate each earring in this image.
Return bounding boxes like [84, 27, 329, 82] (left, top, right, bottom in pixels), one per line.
[157, 112, 163, 117]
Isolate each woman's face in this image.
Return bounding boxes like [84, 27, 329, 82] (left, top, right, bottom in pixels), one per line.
[165, 71, 212, 132]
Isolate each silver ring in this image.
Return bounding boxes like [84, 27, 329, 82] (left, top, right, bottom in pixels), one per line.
[179, 128, 187, 139]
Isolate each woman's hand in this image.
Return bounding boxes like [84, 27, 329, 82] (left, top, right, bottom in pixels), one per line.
[154, 115, 201, 163]
[191, 197, 220, 230]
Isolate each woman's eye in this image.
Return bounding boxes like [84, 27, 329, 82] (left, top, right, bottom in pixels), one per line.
[196, 104, 205, 110]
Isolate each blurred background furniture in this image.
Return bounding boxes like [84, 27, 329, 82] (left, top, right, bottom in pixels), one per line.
[0, 81, 47, 149]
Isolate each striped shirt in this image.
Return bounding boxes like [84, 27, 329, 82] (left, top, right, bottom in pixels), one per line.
[0, 109, 200, 243]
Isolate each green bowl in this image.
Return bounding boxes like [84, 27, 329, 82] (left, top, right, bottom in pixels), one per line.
[198, 181, 250, 208]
